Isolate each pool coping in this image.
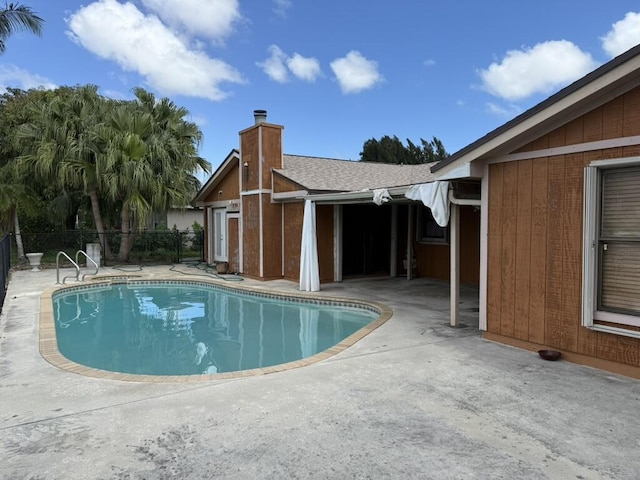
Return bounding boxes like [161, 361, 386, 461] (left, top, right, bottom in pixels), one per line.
[39, 274, 394, 383]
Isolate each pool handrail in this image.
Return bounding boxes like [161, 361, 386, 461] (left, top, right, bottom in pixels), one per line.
[75, 250, 99, 281]
[56, 251, 80, 285]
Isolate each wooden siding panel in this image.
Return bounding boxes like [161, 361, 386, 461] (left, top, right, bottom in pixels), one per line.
[514, 160, 532, 340]
[528, 159, 547, 344]
[623, 87, 640, 137]
[261, 195, 282, 279]
[283, 202, 303, 281]
[487, 163, 503, 334]
[500, 162, 518, 338]
[546, 127, 565, 149]
[227, 217, 239, 273]
[242, 195, 260, 277]
[583, 107, 603, 143]
[617, 336, 640, 367]
[273, 173, 302, 193]
[460, 205, 481, 285]
[544, 156, 565, 349]
[565, 116, 584, 145]
[602, 96, 624, 139]
[240, 129, 260, 192]
[316, 205, 334, 283]
[559, 153, 583, 352]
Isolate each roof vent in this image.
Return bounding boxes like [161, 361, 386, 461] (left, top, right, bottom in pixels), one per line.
[254, 109, 267, 125]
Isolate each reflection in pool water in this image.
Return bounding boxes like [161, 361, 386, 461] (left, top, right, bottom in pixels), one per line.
[53, 282, 378, 376]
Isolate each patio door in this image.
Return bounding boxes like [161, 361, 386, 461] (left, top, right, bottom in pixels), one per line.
[213, 208, 227, 262]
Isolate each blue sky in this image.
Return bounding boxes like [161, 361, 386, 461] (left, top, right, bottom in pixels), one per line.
[3, 1, 640, 178]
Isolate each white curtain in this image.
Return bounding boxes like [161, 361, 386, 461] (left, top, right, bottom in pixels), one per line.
[299, 199, 320, 291]
[405, 181, 450, 227]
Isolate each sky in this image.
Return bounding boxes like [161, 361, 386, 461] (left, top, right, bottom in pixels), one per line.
[3, 1, 640, 180]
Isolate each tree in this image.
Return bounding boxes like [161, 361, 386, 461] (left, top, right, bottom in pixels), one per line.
[0, 88, 52, 256]
[17, 85, 211, 263]
[360, 135, 449, 164]
[0, 2, 44, 53]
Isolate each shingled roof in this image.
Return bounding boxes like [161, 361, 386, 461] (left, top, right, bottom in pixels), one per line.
[274, 155, 436, 193]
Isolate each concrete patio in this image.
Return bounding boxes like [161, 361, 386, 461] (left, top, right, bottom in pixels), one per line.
[1, 265, 638, 479]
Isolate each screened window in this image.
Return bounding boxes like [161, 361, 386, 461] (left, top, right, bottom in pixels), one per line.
[417, 207, 448, 244]
[583, 160, 640, 337]
[598, 167, 640, 316]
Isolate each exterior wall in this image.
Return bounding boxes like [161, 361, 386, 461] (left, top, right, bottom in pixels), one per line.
[486, 86, 640, 373]
[228, 217, 239, 273]
[242, 195, 260, 277]
[262, 194, 283, 280]
[273, 173, 302, 193]
[414, 205, 480, 285]
[283, 202, 304, 281]
[166, 208, 203, 231]
[239, 121, 284, 280]
[317, 205, 334, 283]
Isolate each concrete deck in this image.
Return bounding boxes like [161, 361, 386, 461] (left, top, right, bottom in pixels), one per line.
[1, 265, 639, 479]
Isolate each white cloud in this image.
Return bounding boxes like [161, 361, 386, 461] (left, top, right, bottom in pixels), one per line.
[66, 0, 244, 101]
[330, 50, 383, 94]
[0, 65, 56, 91]
[486, 102, 522, 118]
[272, 0, 292, 18]
[140, 0, 242, 44]
[423, 59, 436, 67]
[257, 45, 289, 82]
[257, 45, 321, 83]
[478, 40, 598, 101]
[601, 12, 640, 58]
[287, 53, 321, 82]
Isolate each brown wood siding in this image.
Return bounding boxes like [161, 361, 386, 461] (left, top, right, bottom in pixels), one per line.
[316, 205, 334, 283]
[273, 172, 303, 193]
[201, 165, 240, 204]
[240, 128, 259, 192]
[283, 202, 304, 281]
[228, 217, 239, 273]
[414, 205, 480, 285]
[486, 86, 640, 369]
[242, 195, 260, 277]
[261, 195, 282, 280]
[261, 125, 283, 188]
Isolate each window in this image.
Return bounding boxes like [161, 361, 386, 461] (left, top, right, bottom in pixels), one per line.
[417, 207, 448, 244]
[583, 159, 640, 337]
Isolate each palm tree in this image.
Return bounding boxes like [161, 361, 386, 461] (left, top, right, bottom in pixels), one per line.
[17, 85, 114, 257]
[0, 3, 44, 53]
[99, 89, 210, 262]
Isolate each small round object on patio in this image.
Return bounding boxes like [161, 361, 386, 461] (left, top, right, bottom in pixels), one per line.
[538, 349, 562, 361]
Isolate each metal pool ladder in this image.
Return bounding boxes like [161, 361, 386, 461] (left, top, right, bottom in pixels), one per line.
[56, 250, 99, 284]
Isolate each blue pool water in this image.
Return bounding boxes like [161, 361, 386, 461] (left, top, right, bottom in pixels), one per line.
[52, 281, 378, 376]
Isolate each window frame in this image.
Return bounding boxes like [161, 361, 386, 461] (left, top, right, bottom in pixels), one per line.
[582, 156, 640, 338]
[416, 206, 449, 245]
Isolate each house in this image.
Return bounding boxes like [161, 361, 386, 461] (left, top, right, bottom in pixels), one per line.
[432, 43, 640, 379]
[193, 110, 480, 290]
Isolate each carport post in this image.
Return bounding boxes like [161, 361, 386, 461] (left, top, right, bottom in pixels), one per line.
[407, 204, 413, 280]
[450, 202, 460, 327]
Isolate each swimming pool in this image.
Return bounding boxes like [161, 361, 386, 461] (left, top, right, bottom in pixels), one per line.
[46, 279, 390, 379]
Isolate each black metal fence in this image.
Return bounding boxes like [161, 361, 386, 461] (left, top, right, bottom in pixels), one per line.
[13, 230, 204, 266]
[0, 233, 10, 311]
